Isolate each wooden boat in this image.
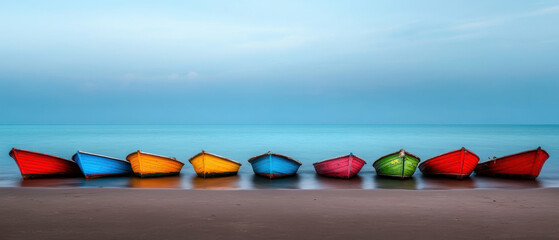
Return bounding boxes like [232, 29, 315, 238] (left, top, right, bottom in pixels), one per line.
[248, 151, 302, 179]
[373, 149, 420, 179]
[418, 148, 480, 179]
[188, 151, 242, 178]
[129, 177, 183, 188]
[72, 150, 133, 179]
[313, 153, 366, 179]
[474, 147, 549, 179]
[126, 150, 185, 178]
[9, 148, 82, 179]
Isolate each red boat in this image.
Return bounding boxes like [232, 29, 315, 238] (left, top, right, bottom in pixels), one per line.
[313, 153, 366, 179]
[418, 148, 479, 179]
[9, 148, 82, 179]
[474, 147, 549, 179]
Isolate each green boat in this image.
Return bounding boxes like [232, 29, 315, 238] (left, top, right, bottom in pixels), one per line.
[373, 149, 421, 179]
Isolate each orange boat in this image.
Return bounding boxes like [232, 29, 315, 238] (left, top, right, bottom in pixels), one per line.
[126, 150, 184, 178]
[188, 151, 242, 178]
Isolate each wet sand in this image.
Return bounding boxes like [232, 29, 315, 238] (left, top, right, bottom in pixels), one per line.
[1, 188, 558, 240]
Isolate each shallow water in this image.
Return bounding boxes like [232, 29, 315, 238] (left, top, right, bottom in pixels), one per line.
[0, 124, 557, 189]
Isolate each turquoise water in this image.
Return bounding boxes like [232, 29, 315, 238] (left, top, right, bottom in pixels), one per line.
[1, 124, 557, 189]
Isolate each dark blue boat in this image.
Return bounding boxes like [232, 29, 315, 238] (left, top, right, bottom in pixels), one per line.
[248, 152, 302, 179]
[73, 151, 133, 179]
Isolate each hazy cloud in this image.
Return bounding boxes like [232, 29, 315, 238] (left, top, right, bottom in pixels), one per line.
[449, 5, 559, 32]
[524, 5, 559, 16]
[168, 73, 180, 80]
[120, 72, 199, 82]
[449, 19, 505, 31]
[186, 72, 198, 80]
[1, 1, 558, 124]
[233, 35, 315, 51]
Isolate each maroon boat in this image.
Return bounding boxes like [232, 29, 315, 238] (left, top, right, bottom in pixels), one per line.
[313, 153, 366, 179]
[474, 147, 549, 179]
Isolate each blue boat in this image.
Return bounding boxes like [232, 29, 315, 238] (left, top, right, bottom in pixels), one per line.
[72, 150, 133, 179]
[248, 152, 302, 179]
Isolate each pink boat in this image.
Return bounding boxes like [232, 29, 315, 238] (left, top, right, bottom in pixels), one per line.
[313, 153, 367, 179]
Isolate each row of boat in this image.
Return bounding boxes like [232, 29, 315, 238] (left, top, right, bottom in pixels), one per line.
[9, 147, 550, 180]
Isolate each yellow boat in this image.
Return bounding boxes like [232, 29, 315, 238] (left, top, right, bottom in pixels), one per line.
[126, 150, 185, 178]
[188, 151, 242, 178]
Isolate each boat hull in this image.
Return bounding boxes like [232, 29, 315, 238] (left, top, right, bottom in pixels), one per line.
[189, 151, 241, 178]
[474, 147, 549, 179]
[73, 151, 133, 179]
[248, 153, 302, 179]
[419, 148, 480, 179]
[127, 151, 185, 178]
[313, 154, 366, 179]
[373, 150, 420, 179]
[9, 148, 82, 179]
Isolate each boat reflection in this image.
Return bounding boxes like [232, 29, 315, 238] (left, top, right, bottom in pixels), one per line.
[19, 177, 83, 188]
[250, 174, 300, 189]
[80, 176, 131, 188]
[128, 176, 182, 188]
[419, 176, 476, 189]
[190, 175, 240, 189]
[313, 174, 364, 189]
[9, 172, 550, 190]
[374, 176, 418, 190]
[472, 175, 542, 189]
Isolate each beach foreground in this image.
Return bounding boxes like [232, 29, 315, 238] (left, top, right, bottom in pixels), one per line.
[1, 188, 558, 240]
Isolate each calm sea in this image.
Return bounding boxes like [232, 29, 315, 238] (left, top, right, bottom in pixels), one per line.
[0, 124, 557, 189]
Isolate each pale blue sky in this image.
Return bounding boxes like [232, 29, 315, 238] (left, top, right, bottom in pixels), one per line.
[1, 1, 558, 124]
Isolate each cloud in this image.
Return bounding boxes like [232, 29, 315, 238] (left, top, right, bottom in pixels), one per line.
[168, 73, 180, 80]
[233, 35, 315, 51]
[120, 72, 199, 82]
[435, 32, 483, 42]
[360, 19, 423, 35]
[449, 19, 504, 31]
[439, 4, 559, 42]
[168, 72, 198, 81]
[186, 72, 198, 80]
[448, 5, 559, 33]
[524, 5, 559, 16]
[76, 16, 315, 53]
[123, 73, 136, 80]
[78, 82, 98, 92]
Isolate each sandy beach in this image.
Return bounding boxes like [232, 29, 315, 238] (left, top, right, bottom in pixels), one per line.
[1, 188, 558, 240]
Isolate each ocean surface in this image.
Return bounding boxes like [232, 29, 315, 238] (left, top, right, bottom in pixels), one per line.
[0, 124, 557, 190]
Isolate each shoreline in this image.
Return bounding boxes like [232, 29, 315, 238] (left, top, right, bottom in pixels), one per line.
[2, 188, 559, 240]
[2, 186, 559, 190]
[3, 171, 556, 189]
